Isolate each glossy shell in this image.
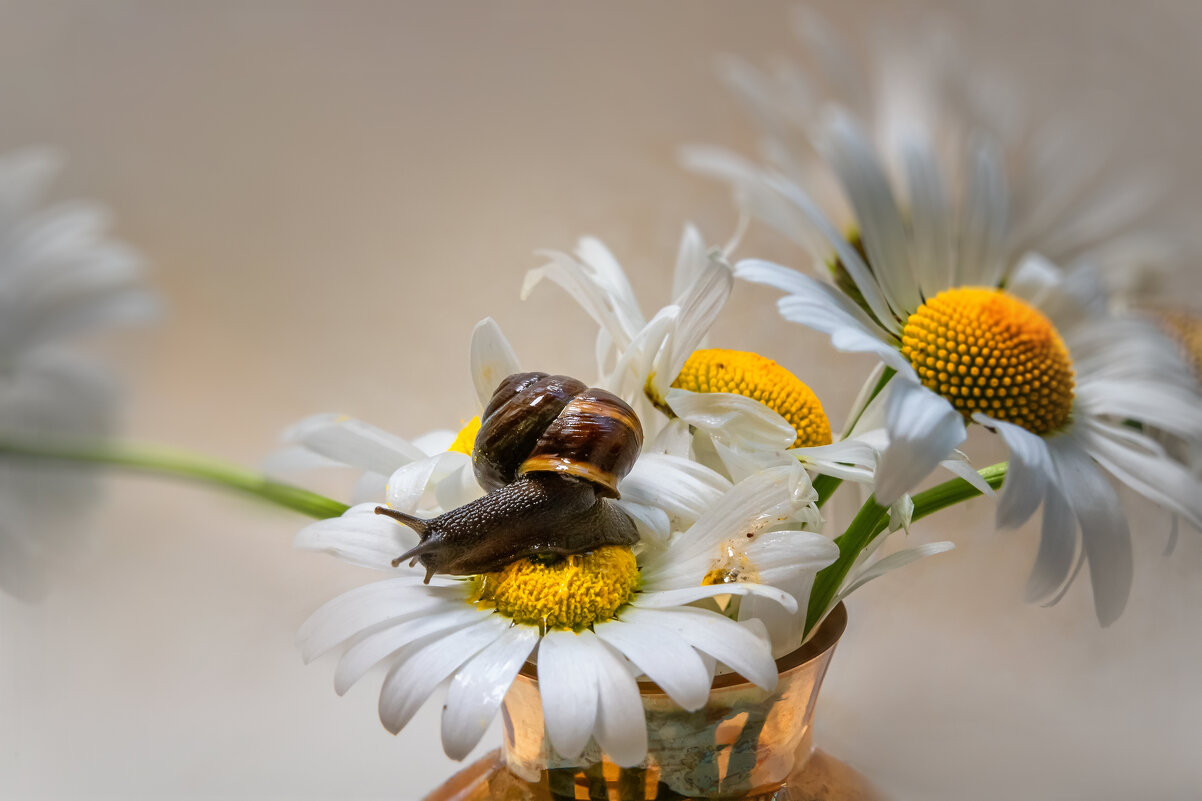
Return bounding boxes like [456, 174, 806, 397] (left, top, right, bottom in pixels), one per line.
[518, 387, 642, 499]
[473, 372, 642, 498]
[473, 373, 588, 492]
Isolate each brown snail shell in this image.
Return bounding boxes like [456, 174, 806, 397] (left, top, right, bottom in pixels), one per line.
[376, 372, 643, 581]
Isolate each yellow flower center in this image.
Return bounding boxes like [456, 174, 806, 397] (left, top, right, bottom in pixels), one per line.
[448, 416, 481, 455]
[1158, 310, 1202, 377]
[671, 349, 833, 448]
[901, 287, 1075, 434]
[472, 545, 639, 631]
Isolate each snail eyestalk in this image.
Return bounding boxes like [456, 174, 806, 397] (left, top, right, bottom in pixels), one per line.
[374, 505, 431, 537]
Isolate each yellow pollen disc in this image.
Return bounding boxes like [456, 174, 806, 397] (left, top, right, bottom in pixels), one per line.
[671, 349, 832, 448]
[473, 546, 638, 631]
[900, 287, 1075, 435]
[448, 416, 481, 455]
[1158, 310, 1202, 377]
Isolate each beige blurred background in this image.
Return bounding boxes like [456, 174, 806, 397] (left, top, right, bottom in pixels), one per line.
[1, 0, 1200, 798]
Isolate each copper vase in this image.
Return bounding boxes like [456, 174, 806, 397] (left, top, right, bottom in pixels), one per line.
[426, 603, 880, 801]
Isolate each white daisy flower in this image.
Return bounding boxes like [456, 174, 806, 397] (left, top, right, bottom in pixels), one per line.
[744, 243, 1202, 624]
[297, 459, 836, 765]
[683, 17, 1202, 622]
[522, 226, 733, 435]
[0, 149, 157, 600]
[522, 229, 857, 484]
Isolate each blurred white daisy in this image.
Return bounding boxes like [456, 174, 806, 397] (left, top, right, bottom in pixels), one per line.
[297, 455, 835, 764]
[0, 149, 157, 600]
[689, 6, 1183, 279]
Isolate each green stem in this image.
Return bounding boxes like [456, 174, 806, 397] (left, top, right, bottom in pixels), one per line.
[0, 437, 349, 520]
[806, 367, 895, 511]
[811, 473, 842, 509]
[803, 462, 1009, 635]
[910, 462, 1008, 525]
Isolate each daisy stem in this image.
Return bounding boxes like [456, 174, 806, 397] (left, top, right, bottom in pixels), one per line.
[804, 462, 1009, 635]
[0, 436, 349, 520]
[809, 367, 896, 509]
[812, 473, 842, 508]
[909, 463, 1008, 525]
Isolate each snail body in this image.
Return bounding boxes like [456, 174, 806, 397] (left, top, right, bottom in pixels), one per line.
[377, 372, 643, 581]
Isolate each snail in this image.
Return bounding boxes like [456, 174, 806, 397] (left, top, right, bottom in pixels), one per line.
[375, 372, 643, 581]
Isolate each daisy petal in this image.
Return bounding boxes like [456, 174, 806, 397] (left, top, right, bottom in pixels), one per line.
[777, 291, 913, 375]
[899, 133, 952, 297]
[658, 257, 733, 389]
[956, 136, 1008, 288]
[623, 607, 778, 692]
[385, 451, 476, 514]
[281, 413, 424, 475]
[672, 224, 708, 299]
[595, 617, 712, 711]
[681, 148, 829, 257]
[635, 581, 797, 614]
[744, 530, 839, 585]
[538, 630, 600, 760]
[614, 500, 671, 545]
[656, 463, 814, 566]
[589, 636, 647, 767]
[1024, 487, 1078, 603]
[334, 605, 486, 695]
[619, 452, 732, 524]
[765, 175, 899, 330]
[442, 625, 539, 760]
[1048, 437, 1133, 626]
[733, 258, 812, 296]
[938, 452, 996, 497]
[574, 237, 646, 340]
[875, 380, 966, 505]
[974, 414, 1053, 528]
[793, 436, 881, 483]
[297, 578, 463, 663]
[821, 109, 920, 317]
[293, 503, 415, 570]
[1083, 419, 1202, 529]
[666, 388, 796, 452]
[837, 542, 955, 602]
[470, 317, 521, 409]
[378, 616, 510, 735]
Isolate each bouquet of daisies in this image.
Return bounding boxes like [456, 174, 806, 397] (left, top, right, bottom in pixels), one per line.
[1, 6, 1199, 788]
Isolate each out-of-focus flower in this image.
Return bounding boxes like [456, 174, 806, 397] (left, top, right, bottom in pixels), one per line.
[688, 7, 1184, 279]
[0, 149, 157, 600]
